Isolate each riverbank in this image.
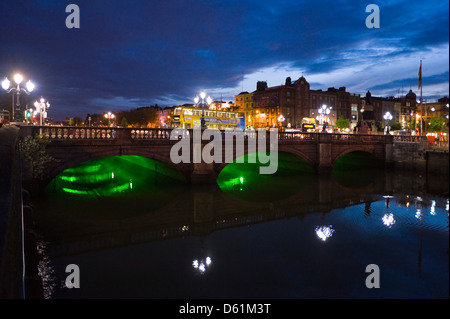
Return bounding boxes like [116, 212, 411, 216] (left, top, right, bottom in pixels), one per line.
[0, 126, 22, 298]
[0, 126, 43, 299]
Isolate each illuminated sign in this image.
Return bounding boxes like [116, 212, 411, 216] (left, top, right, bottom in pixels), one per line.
[205, 118, 237, 125]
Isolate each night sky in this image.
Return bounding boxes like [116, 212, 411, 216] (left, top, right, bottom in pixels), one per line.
[0, 0, 448, 120]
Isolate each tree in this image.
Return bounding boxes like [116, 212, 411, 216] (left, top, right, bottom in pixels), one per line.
[390, 121, 402, 131]
[120, 117, 128, 127]
[21, 134, 56, 181]
[335, 117, 350, 130]
[427, 116, 446, 132]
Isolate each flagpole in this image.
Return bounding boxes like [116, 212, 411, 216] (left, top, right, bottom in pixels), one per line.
[419, 60, 423, 136]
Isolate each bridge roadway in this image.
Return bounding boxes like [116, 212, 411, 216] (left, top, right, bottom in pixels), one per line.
[19, 126, 396, 185]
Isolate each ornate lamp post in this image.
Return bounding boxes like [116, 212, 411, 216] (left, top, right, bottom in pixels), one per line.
[383, 111, 393, 134]
[34, 97, 50, 134]
[2, 74, 35, 121]
[318, 104, 331, 132]
[194, 91, 213, 109]
[104, 112, 115, 126]
[277, 114, 285, 130]
[194, 91, 213, 129]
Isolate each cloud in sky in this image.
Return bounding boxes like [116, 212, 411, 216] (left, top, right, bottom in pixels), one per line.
[0, 0, 448, 120]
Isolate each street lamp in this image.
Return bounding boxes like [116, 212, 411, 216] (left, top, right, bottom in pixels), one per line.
[194, 91, 213, 129]
[34, 97, 50, 128]
[194, 91, 213, 108]
[318, 104, 331, 131]
[383, 111, 393, 134]
[277, 114, 285, 129]
[104, 112, 115, 126]
[2, 73, 35, 121]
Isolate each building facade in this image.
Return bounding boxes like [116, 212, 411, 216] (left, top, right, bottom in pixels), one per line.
[250, 76, 362, 130]
[234, 91, 254, 128]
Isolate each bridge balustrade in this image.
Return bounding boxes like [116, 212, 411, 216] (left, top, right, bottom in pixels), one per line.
[131, 128, 171, 140]
[278, 132, 318, 140]
[22, 126, 398, 145]
[40, 127, 115, 140]
[393, 135, 428, 143]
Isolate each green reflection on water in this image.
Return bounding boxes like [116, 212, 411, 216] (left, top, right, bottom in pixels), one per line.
[48, 155, 186, 199]
[43, 155, 188, 219]
[217, 152, 315, 202]
[332, 151, 383, 188]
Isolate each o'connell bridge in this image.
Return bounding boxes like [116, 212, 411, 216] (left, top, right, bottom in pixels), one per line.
[20, 126, 396, 184]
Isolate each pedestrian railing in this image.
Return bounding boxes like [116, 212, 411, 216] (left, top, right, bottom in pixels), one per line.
[21, 126, 402, 144]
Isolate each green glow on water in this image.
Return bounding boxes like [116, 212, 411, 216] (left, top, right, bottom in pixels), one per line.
[217, 152, 315, 202]
[64, 164, 101, 174]
[332, 151, 383, 188]
[48, 155, 186, 199]
[61, 188, 89, 195]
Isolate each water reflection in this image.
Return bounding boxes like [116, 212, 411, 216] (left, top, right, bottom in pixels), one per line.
[192, 257, 212, 274]
[217, 152, 315, 202]
[32, 154, 449, 299]
[315, 225, 335, 241]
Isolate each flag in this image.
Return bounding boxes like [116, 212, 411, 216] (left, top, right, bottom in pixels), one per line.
[418, 60, 422, 90]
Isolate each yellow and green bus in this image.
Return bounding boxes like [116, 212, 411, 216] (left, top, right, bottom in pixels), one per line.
[172, 106, 245, 130]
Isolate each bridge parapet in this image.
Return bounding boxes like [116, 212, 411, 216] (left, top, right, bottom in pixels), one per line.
[20, 126, 394, 144]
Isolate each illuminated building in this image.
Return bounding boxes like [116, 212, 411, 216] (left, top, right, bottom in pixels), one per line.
[234, 91, 254, 129]
[251, 76, 362, 130]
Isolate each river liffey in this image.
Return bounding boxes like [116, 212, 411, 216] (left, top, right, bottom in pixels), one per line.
[32, 154, 449, 299]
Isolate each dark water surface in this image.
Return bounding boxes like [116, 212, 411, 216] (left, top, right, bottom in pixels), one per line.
[33, 154, 449, 299]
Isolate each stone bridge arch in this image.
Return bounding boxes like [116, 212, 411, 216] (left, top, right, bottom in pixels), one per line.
[331, 144, 385, 167]
[212, 144, 317, 175]
[43, 143, 193, 186]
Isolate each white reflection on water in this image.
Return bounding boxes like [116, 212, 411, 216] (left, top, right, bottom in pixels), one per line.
[415, 209, 423, 220]
[192, 256, 212, 274]
[430, 200, 436, 215]
[315, 225, 335, 241]
[36, 241, 57, 299]
[382, 213, 396, 228]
